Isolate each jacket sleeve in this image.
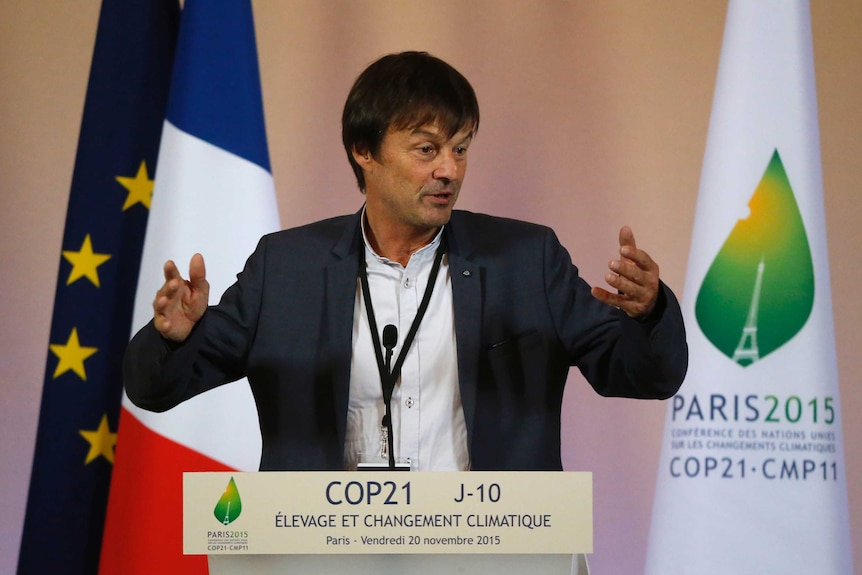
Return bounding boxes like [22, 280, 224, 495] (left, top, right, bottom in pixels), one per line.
[543, 227, 688, 399]
[123, 235, 268, 412]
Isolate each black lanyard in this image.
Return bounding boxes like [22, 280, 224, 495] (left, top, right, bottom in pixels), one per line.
[358, 235, 447, 469]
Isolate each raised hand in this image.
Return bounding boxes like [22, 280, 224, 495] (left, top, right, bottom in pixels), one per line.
[591, 226, 660, 319]
[153, 253, 210, 342]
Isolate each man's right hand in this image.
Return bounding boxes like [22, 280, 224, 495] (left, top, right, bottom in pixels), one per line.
[153, 253, 210, 342]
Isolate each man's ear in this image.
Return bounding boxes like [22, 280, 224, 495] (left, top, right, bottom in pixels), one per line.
[351, 146, 373, 169]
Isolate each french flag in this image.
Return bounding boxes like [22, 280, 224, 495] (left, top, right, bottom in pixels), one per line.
[100, 1, 278, 573]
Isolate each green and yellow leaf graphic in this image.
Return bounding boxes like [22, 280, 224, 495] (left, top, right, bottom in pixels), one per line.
[213, 477, 242, 525]
[695, 150, 814, 366]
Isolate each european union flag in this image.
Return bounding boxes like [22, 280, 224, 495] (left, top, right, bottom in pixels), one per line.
[17, 1, 179, 574]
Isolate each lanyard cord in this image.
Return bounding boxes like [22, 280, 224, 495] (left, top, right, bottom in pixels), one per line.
[358, 236, 447, 469]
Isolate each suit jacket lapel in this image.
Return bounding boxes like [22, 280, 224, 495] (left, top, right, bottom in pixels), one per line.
[326, 210, 363, 454]
[445, 213, 483, 450]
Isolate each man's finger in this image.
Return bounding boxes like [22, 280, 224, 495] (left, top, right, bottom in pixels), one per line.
[622, 248, 658, 274]
[591, 286, 621, 307]
[619, 225, 637, 251]
[163, 259, 181, 281]
[616, 228, 658, 273]
[188, 253, 207, 287]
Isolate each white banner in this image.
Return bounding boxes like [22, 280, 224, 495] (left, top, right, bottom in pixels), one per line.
[645, 1, 852, 573]
[183, 472, 593, 555]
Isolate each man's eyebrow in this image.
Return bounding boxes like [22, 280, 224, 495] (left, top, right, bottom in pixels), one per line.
[408, 127, 444, 139]
[408, 127, 473, 144]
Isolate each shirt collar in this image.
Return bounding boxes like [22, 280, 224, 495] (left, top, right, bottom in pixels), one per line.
[360, 205, 445, 265]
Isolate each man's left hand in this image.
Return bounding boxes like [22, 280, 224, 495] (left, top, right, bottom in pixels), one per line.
[591, 226, 660, 319]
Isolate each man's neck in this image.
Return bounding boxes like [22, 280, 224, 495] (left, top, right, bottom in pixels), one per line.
[363, 211, 438, 267]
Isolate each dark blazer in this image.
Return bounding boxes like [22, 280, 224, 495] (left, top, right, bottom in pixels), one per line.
[124, 210, 687, 471]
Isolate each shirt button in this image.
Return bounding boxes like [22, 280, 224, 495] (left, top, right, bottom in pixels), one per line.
[404, 277, 410, 288]
[405, 397, 415, 408]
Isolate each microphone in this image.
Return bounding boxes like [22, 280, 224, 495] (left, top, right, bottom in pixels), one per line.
[382, 324, 398, 370]
[381, 324, 398, 470]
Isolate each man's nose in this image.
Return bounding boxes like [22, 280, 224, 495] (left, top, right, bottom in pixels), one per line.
[433, 150, 459, 181]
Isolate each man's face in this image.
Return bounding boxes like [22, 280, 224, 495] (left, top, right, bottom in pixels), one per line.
[358, 122, 473, 237]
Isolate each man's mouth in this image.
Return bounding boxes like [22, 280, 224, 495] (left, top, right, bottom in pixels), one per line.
[426, 192, 453, 205]
[424, 187, 455, 202]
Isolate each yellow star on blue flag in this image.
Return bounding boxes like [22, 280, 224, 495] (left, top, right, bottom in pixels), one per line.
[62, 234, 112, 287]
[79, 414, 118, 464]
[116, 160, 154, 210]
[49, 327, 98, 380]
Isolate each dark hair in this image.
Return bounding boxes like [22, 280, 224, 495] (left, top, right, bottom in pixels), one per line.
[342, 51, 480, 191]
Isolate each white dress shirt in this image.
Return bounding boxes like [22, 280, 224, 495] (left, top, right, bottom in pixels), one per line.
[344, 222, 469, 471]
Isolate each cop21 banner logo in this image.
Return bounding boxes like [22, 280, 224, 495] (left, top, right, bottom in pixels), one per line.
[695, 150, 814, 366]
[214, 476, 243, 525]
[206, 476, 250, 553]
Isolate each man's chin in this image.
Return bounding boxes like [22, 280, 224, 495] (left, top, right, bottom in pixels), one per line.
[424, 208, 453, 229]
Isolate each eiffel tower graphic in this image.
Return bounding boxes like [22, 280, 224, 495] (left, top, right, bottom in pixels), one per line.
[222, 501, 232, 525]
[732, 257, 765, 366]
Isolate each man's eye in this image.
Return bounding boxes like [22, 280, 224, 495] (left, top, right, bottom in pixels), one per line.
[419, 145, 435, 154]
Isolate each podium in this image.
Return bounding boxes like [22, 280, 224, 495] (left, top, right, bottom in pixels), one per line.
[184, 472, 592, 575]
[208, 552, 589, 574]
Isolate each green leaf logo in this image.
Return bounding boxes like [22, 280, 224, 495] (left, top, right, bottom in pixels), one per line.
[695, 150, 814, 366]
[214, 477, 242, 525]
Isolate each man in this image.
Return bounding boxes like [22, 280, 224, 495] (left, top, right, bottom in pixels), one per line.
[124, 51, 687, 472]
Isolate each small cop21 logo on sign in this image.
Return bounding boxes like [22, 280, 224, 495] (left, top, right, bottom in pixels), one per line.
[214, 476, 242, 525]
[208, 477, 250, 552]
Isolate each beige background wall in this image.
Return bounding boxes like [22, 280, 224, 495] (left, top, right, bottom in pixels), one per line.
[1, 2, 859, 574]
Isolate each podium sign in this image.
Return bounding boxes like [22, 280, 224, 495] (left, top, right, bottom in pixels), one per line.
[183, 472, 592, 555]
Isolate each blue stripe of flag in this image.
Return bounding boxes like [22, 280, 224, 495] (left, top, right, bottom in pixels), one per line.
[166, 0, 271, 172]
